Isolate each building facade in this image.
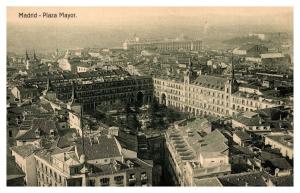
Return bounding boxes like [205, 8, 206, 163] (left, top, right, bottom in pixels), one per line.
[164, 118, 231, 186]
[123, 39, 202, 51]
[34, 135, 153, 186]
[54, 76, 154, 111]
[153, 63, 278, 117]
[264, 132, 293, 159]
[10, 144, 39, 186]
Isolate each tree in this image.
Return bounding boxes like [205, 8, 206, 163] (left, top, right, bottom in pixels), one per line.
[127, 114, 140, 134]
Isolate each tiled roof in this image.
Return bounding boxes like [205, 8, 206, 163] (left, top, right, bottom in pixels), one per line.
[88, 158, 152, 176]
[266, 134, 293, 149]
[218, 172, 267, 186]
[167, 119, 228, 161]
[194, 177, 222, 186]
[268, 158, 292, 170]
[192, 75, 227, 90]
[19, 120, 32, 131]
[270, 175, 293, 186]
[16, 118, 57, 140]
[234, 131, 251, 141]
[232, 145, 255, 156]
[15, 129, 38, 140]
[76, 135, 122, 161]
[261, 171, 293, 186]
[32, 118, 56, 134]
[258, 151, 281, 161]
[185, 118, 211, 131]
[10, 144, 39, 158]
[233, 113, 268, 127]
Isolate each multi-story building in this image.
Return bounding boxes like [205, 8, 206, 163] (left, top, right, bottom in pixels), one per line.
[164, 118, 231, 186]
[26, 71, 154, 112]
[54, 75, 154, 111]
[123, 39, 202, 52]
[153, 61, 279, 117]
[11, 85, 40, 101]
[10, 144, 39, 186]
[233, 44, 268, 57]
[232, 112, 271, 133]
[34, 135, 153, 186]
[15, 118, 57, 146]
[264, 132, 293, 159]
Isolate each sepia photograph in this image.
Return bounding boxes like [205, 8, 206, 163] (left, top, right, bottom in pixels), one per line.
[6, 6, 294, 187]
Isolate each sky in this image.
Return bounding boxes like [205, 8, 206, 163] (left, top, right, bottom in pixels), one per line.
[7, 7, 293, 53]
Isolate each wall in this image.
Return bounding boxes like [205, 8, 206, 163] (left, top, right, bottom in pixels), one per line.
[25, 155, 38, 186]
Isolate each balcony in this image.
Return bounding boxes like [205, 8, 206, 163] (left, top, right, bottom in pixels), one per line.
[141, 173, 148, 181]
[128, 176, 136, 186]
[114, 180, 124, 186]
[100, 182, 110, 186]
[129, 177, 136, 183]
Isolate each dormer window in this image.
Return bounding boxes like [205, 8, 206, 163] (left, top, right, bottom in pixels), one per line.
[50, 129, 55, 136]
[35, 129, 40, 138]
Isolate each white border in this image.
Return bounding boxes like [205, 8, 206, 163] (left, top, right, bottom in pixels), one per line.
[1, 0, 299, 193]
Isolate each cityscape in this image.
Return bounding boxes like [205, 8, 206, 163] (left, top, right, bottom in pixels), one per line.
[6, 7, 293, 186]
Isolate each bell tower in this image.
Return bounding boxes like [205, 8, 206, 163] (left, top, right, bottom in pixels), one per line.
[184, 58, 193, 84]
[25, 50, 30, 70]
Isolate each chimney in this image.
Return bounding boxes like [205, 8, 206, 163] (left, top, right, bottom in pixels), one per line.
[259, 117, 262, 125]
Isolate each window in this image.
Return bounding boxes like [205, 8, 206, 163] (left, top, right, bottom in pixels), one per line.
[100, 178, 110, 186]
[114, 175, 124, 185]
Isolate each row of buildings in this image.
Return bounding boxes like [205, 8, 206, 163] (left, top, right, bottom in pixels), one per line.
[10, 133, 153, 186]
[123, 38, 202, 51]
[153, 60, 279, 119]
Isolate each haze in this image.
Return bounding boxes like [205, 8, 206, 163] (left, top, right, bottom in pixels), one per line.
[7, 7, 293, 53]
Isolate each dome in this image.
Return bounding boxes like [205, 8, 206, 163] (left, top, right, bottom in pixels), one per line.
[79, 154, 86, 164]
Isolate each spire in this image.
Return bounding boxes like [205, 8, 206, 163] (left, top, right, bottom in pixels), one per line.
[46, 72, 53, 91]
[25, 50, 29, 61]
[33, 49, 38, 61]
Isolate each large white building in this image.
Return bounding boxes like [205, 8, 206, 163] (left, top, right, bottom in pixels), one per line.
[153, 62, 278, 117]
[123, 38, 202, 51]
[165, 118, 231, 186]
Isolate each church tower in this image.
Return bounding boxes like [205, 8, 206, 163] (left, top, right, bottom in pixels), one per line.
[25, 50, 30, 70]
[184, 58, 193, 84]
[68, 81, 84, 136]
[225, 55, 239, 95]
[33, 50, 38, 62]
